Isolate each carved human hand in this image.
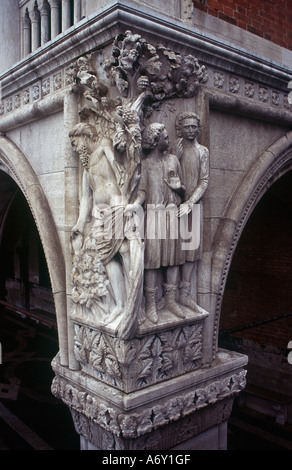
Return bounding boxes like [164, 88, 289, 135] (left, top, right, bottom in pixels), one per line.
[178, 200, 193, 217]
[115, 138, 127, 153]
[124, 203, 141, 216]
[71, 226, 84, 252]
[164, 176, 182, 191]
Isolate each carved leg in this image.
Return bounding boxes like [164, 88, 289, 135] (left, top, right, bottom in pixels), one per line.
[179, 280, 201, 313]
[144, 285, 158, 323]
[180, 260, 194, 283]
[119, 239, 131, 295]
[162, 283, 185, 319]
[104, 258, 126, 321]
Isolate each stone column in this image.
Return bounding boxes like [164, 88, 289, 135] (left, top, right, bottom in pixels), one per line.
[31, 1, 41, 52]
[0, 0, 20, 70]
[40, 0, 50, 45]
[62, 0, 71, 32]
[50, 0, 60, 39]
[23, 9, 31, 57]
[52, 349, 248, 450]
[63, 90, 80, 371]
[50, 29, 248, 452]
[73, 0, 81, 24]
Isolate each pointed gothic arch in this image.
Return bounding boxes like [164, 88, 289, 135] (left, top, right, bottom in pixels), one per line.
[211, 131, 292, 355]
[0, 135, 68, 366]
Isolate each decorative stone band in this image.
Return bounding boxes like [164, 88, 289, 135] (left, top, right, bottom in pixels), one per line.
[1, 67, 291, 128]
[72, 396, 235, 450]
[72, 321, 205, 393]
[51, 368, 246, 440]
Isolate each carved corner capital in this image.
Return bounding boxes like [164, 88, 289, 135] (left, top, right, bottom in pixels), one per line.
[51, 351, 247, 445]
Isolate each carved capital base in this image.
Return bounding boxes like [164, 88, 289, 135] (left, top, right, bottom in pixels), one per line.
[72, 397, 234, 450]
[72, 313, 208, 393]
[51, 349, 247, 450]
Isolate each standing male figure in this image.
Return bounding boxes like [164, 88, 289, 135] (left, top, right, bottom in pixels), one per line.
[69, 122, 143, 336]
[126, 122, 186, 324]
[175, 111, 209, 313]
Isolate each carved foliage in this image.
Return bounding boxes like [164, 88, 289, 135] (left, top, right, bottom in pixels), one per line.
[103, 31, 207, 115]
[73, 322, 203, 392]
[51, 369, 247, 439]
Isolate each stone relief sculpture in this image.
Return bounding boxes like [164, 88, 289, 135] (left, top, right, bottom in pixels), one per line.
[69, 121, 144, 341]
[43, 16, 250, 449]
[69, 31, 208, 340]
[52, 368, 247, 442]
[126, 122, 186, 324]
[73, 321, 204, 392]
[174, 112, 209, 314]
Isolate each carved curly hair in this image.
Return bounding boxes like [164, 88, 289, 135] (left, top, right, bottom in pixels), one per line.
[175, 111, 201, 137]
[142, 122, 166, 151]
[69, 122, 98, 141]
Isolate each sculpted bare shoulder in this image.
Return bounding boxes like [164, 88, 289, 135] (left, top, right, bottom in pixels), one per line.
[196, 142, 209, 157]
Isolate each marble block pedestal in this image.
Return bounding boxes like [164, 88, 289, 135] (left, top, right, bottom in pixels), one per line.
[52, 330, 247, 450]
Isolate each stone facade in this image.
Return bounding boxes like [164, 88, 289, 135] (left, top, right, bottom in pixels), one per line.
[0, 0, 291, 450]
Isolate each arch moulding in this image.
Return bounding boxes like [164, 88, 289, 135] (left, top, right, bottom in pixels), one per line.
[0, 135, 68, 366]
[211, 130, 292, 355]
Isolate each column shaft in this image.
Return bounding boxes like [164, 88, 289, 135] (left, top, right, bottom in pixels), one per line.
[31, 2, 40, 51]
[62, 0, 71, 32]
[51, 0, 61, 38]
[40, 1, 50, 45]
[74, 0, 81, 24]
[23, 10, 31, 56]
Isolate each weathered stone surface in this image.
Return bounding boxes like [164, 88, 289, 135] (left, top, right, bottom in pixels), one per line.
[52, 348, 247, 449]
[0, 0, 291, 451]
[72, 318, 206, 393]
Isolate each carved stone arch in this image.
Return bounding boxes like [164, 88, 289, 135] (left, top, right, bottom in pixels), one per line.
[211, 130, 292, 356]
[0, 135, 68, 366]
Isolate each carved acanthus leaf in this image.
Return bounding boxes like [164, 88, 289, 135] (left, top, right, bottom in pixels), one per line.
[73, 321, 204, 391]
[52, 368, 247, 439]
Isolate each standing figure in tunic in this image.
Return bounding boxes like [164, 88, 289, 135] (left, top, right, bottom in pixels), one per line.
[126, 122, 185, 323]
[175, 111, 209, 313]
